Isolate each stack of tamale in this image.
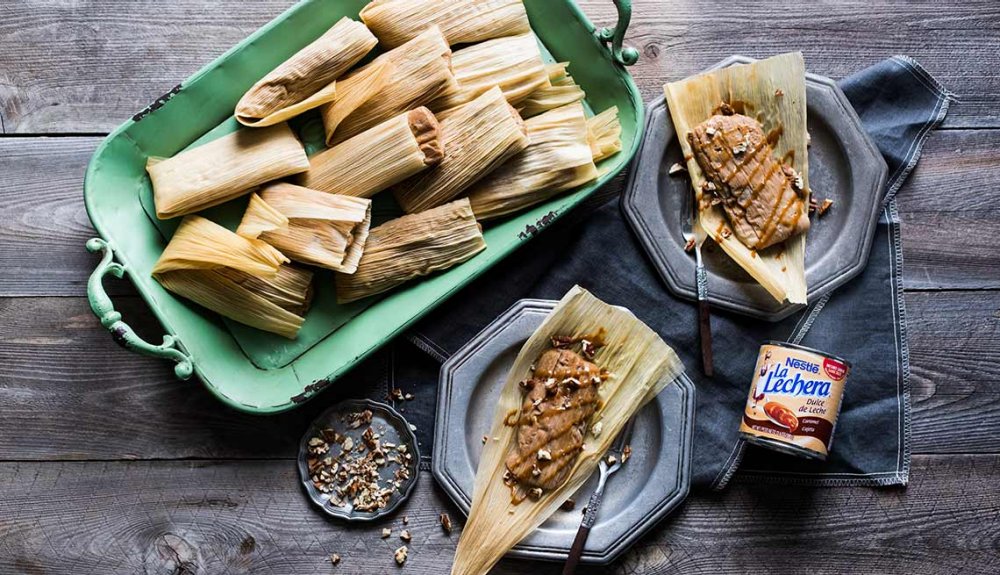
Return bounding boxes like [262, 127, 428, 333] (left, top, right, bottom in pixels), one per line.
[144, 0, 625, 340]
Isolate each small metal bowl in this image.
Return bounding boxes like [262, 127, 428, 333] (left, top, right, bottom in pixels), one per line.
[297, 398, 420, 522]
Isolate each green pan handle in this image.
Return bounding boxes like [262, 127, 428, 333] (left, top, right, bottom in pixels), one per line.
[597, 0, 639, 66]
[86, 238, 194, 380]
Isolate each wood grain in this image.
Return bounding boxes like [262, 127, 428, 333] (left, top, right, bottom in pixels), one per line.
[1, 128, 997, 297]
[0, 0, 995, 133]
[0, 455, 997, 575]
[1, 2, 998, 574]
[0, 291, 994, 461]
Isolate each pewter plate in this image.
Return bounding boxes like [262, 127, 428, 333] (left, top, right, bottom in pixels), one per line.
[622, 56, 888, 321]
[297, 399, 419, 522]
[432, 299, 696, 564]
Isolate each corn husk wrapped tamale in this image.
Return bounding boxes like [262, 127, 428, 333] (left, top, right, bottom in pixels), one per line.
[317, 59, 395, 141]
[336, 198, 486, 304]
[517, 62, 586, 118]
[237, 185, 372, 273]
[235, 18, 377, 127]
[393, 87, 529, 214]
[587, 106, 623, 163]
[152, 216, 313, 339]
[452, 286, 684, 575]
[302, 108, 443, 198]
[466, 103, 599, 220]
[147, 123, 310, 219]
[429, 34, 550, 115]
[323, 27, 457, 145]
[360, 0, 530, 49]
[664, 52, 809, 304]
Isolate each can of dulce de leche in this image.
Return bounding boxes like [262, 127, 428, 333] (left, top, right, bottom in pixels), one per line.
[738, 341, 851, 460]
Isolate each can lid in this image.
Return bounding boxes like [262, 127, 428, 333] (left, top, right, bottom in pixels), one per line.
[766, 340, 852, 369]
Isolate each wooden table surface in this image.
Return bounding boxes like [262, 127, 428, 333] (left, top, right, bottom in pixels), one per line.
[1, 1, 999, 573]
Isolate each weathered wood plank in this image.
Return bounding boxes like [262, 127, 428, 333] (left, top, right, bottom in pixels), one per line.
[0, 290, 994, 460]
[1, 128, 998, 297]
[0, 455, 997, 574]
[0, 0, 995, 133]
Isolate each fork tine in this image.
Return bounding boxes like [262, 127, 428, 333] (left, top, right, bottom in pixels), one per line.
[611, 416, 636, 453]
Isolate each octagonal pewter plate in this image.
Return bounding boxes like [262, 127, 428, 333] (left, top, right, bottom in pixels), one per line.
[622, 56, 888, 321]
[432, 299, 696, 564]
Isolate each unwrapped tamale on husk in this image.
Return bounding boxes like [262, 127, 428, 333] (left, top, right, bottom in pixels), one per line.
[152, 216, 313, 339]
[237, 185, 372, 273]
[664, 52, 809, 304]
[394, 87, 530, 214]
[302, 107, 443, 198]
[429, 33, 550, 115]
[360, 0, 530, 49]
[323, 26, 456, 145]
[147, 122, 309, 219]
[335, 198, 485, 304]
[517, 62, 586, 119]
[451, 286, 684, 575]
[467, 102, 600, 221]
[236, 17, 377, 127]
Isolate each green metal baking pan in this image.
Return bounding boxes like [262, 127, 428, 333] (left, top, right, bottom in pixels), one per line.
[84, 0, 644, 414]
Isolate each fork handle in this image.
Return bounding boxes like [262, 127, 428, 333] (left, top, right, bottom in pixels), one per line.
[562, 490, 603, 575]
[696, 266, 714, 377]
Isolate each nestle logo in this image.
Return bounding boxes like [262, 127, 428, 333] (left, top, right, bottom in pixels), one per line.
[785, 357, 819, 374]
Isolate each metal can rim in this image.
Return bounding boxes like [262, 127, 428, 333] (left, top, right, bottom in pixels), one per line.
[740, 433, 828, 461]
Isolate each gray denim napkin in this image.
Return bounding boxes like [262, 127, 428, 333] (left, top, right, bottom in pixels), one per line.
[350, 57, 951, 491]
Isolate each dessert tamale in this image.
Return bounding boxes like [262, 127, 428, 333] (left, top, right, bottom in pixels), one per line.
[147, 122, 309, 219]
[452, 286, 684, 575]
[429, 33, 550, 114]
[236, 18, 377, 127]
[466, 103, 599, 221]
[664, 52, 809, 304]
[393, 87, 529, 214]
[517, 62, 586, 119]
[302, 108, 443, 198]
[335, 198, 486, 304]
[587, 106, 623, 163]
[152, 215, 312, 339]
[323, 26, 456, 145]
[360, 0, 531, 49]
[317, 59, 395, 141]
[237, 185, 372, 273]
[688, 109, 809, 250]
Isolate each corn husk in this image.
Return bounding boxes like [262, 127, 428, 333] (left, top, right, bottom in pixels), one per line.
[325, 26, 457, 145]
[467, 103, 599, 220]
[452, 286, 684, 575]
[318, 59, 396, 142]
[517, 62, 586, 118]
[147, 123, 310, 219]
[393, 87, 529, 214]
[235, 18, 377, 127]
[664, 52, 808, 304]
[587, 106, 623, 163]
[335, 198, 486, 304]
[237, 185, 372, 273]
[303, 108, 443, 198]
[152, 216, 312, 339]
[360, 0, 530, 49]
[429, 34, 550, 115]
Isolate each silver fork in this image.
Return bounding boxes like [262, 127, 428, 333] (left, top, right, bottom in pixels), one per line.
[681, 186, 715, 377]
[561, 418, 636, 575]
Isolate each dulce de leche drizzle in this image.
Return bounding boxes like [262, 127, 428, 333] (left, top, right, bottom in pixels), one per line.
[503, 339, 607, 503]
